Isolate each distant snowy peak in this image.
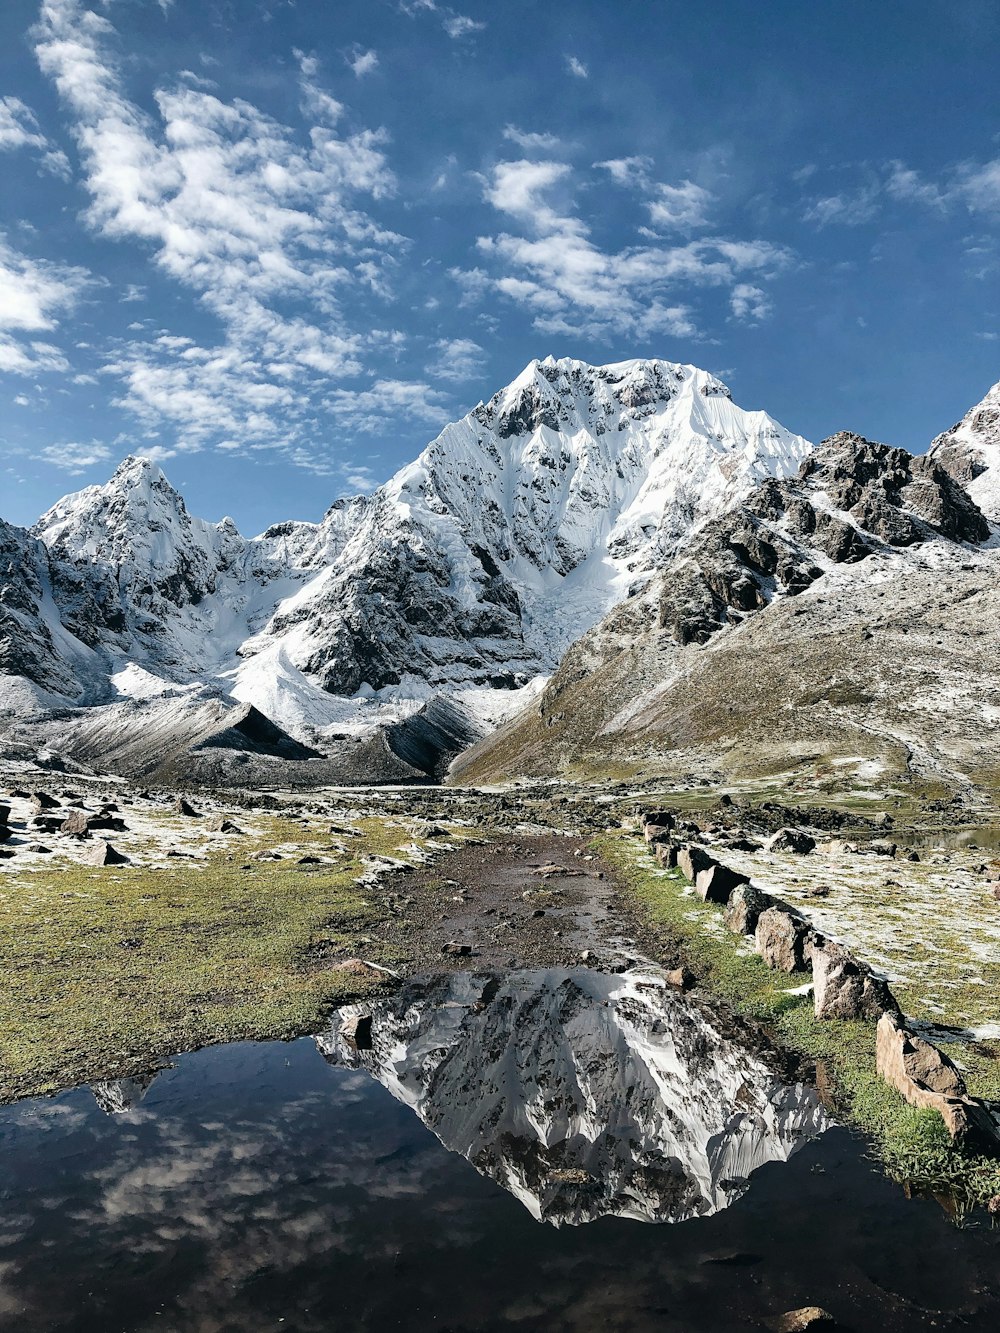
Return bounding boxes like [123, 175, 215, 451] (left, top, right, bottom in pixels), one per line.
[34, 455, 246, 613]
[928, 378, 1000, 521]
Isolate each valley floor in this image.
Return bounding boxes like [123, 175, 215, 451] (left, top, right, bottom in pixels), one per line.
[1, 770, 999, 1211]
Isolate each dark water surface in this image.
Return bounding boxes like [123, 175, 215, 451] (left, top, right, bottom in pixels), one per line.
[1, 968, 998, 1332]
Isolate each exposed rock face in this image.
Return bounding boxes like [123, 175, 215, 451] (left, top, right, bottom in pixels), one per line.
[765, 828, 816, 855]
[86, 841, 129, 866]
[755, 908, 810, 972]
[875, 1011, 996, 1145]
[809, 939, 897, 1020]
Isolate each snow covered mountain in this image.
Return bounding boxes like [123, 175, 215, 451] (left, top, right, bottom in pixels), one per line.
[318, 967, 828, 1226]
[1, 356, 812, 779]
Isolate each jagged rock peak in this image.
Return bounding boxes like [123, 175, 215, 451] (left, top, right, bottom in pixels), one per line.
[928, 376, 1000, 520]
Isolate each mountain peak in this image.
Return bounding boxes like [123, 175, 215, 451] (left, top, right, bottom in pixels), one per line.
[928, 374, 1000, 520]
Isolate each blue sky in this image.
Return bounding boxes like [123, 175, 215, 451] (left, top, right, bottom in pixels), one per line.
[1, 0, 999, 532]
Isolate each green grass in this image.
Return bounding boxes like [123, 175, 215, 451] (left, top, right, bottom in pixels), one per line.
[0, 812, 448, 1102]
[598, 831, 1000, 1217]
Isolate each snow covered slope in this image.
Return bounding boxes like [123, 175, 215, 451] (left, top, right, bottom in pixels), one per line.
[928, 377, 1000, 522]
[2, 356, 811, 776]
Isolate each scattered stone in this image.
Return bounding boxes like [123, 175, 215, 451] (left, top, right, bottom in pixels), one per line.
[209, 817, 244, 834]
[441, 941, 472, 956]
[0, 847, 14, 859]
[251, 849, 282, 861]
[769, 1309, 834, 1333]
[531, 863, 584, 878]
[580, 949, 597, 964]
[0, 804, 9, 826]
[810, 938, 898, 1020]
[30, 792, 60, 813]
[86, 841, 130, 867]
[297, 855, 321, 865]
[867, 839, 898, 858]
[59, 809, 92, 837]
[664, 966, 695, 990]
[723, 882, 772, 936]
[755, 907, 810, 972]
[173, 798, 201, 818]
[905, 849, 920, 862]
[24, 843, 52, 854]
[694, 861, 749, 905]
[875, 1011, 996, 1145]
[765, 828, 816, 855]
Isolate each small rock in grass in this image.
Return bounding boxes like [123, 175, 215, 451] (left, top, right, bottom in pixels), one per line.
[442, 941, 472, 956]
[87, 841, 130, 866]
[209, 817, 244, 834]
[173, 798, 201, 818]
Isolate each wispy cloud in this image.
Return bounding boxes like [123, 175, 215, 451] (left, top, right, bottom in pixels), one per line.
[503, 125, 563, 153]
[41, 441, 112, 472]
[400, 1, 485, 40]
[425, 337, 485, 381]
[458, 157, 789, 340]
[565, 56, 588, 79]
[0, 94, 71, 177]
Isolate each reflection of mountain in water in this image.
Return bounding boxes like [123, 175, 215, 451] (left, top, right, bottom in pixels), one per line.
[90, 1071, 160, 1115]
[316, 967, 829, 1226]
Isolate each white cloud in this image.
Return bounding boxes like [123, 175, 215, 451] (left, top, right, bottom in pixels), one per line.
[425, 337, 485, 381]
[443, 15, 485, 38]
[0, 95, 71, 177]
[595, 155, 652, 187]
[460, 159, 791, 341]
[729, 282, 772, 322]
[41, 441, 112, 472]
[348, 48, 379, 78]
[0, 235, 88, 374]
[503, 125, 563, 152]
[565, 55, 588, 78]
[13, 393, 31, 406]
[648, 180, 713, 231]
[32, 0, 410, 464]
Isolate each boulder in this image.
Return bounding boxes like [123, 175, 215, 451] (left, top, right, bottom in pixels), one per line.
[30, 792, 60, 813]
[32, 816, 63, 833]
[755, 907, 810, 971]
[765, 827, 816, 855]
[810, 939, 898, 1020]
[875, 1011, 996, 1145]
[86, 841, 130, 866]
[60, 809, 92, 838]
[174, 798, 201, 818]
[0, 848, 15, 859]
[724, 882, 773, 936]
[0, 804, 9, 827]
[654, 841, 678, 868]
[86, 814, 129, 832]
[677, 844, 714, 882]
[694, 861, 749, 905]
[442, 941, 472, 956]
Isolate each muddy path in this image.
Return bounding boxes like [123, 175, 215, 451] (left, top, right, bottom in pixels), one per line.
[359, 833, 649, 976]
